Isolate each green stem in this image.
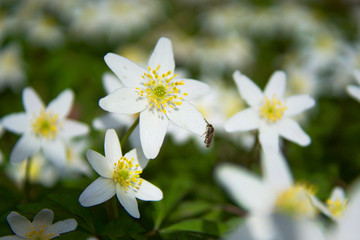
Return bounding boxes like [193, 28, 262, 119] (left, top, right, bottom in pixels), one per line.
[112, 197, 119, 219]
[24, 158, 31, 201]
[120, 117, 139, 146]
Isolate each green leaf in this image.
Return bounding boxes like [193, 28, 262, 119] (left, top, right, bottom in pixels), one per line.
[153, 178, 192, 230]
[103, 218, 145, 240]
[160, 219, 221, 237]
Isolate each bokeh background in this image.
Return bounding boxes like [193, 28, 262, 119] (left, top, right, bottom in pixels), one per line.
[0, 0, 360, 239]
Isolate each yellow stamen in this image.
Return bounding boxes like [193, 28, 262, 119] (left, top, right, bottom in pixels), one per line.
[113, 156, 143, 191]
[32, 109, 61, 139]
[326, 198, 348, 218]
[135, 65, 188, 113]
[275, 183, 317, 218]
[260, 95, 287, 123]
[25, 225, 54, 240]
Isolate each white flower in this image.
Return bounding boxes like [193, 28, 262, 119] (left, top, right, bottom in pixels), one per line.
[1, 87, 89, 166]
[216, 151, 319, 240]
[99, 37, 210, 158]
[79, 129, 162, 218]
[0, 208, 77, 239]
[346, 70, 360, 103]
[224, 71, 315, 152]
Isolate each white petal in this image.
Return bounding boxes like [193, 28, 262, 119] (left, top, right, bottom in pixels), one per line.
[103, 72, 123, 94]
[79, 177, 116, 207]
[215, 164, 270, 212]
[140, 109, 169, 159]
[46, 89, 74, 119]
[86, 149, 113, 178]
[261, 151, 293, 193]
[311, 196, 332, 218]
[6, 212, 31, 237]
[285, 95, 315, 116]
[92, 114, 127, 130]
[264, 71, 286, 99]
[166, 101, 206, 136]
[99, 88, 147, 114]
[23, 87, 44, 115]
[135, 147, 149, 169]
[354, 70, 360, 85]
[42, 139, 66, 167]
[179, 79, 211, 100]
[346, 85, 360, 103]
[330, 187, 346, 202]
[61, 120, 89, 139]
[116, 184, 140, 218]
[123, 149, 140, 167]
[45, 219, 77, 237]
[335, 182, 360, 240]
[104, 53, 145, 88]
[2, 113, 28, 134]
[105, 129, 122, 164]
[148, 37, 175, 76]
[259, 125, 280, 153]
[10, 134, 40, 163]
[32, 209, 54, 227]
[135, 179, 163, 201]
[233, 70, 263, 108]
[278, 118, 311, 146]
[0, 236, 22, 240]
[224, 108, 260, 132]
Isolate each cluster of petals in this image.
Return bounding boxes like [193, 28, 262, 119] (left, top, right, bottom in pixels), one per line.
[99, 37, 210, 159]
[224, 71, 315, 153]
[346, 70, 360, 103]
[2, 87, 89, 166]
[79, 129, 162, 218]
[0, 208, 77, 239]
[216, 151, 319, 239]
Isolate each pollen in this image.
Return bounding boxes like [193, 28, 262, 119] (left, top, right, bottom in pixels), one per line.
[326, 198, 347, 218]
[113, 156, 143, 192]
[275, 183, 317, 218]
[25, 225, 54, 240]
[135, 65, 187, 114]
[32, 109, 61, 139]
[260, 95, 287, 123]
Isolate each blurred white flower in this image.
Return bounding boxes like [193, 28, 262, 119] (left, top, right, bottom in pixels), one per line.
[69, 0, 162, 40]
[225, 71, 315, 153]
[99, 37, 210, 158]
[1, 209, 77, 239]
[0, 43, 26, 92]
[25, 15, 64, 48]
[346, 70, 360, 102]
[2, 87, 89, 166]
[193, 35, 254, 75]
[216, 151, 319, 240]
[5, 140, 91, 188]
[79, 129, 162, 218]
[5, 152, 60, 188]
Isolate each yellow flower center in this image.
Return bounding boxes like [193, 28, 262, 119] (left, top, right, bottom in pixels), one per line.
[113, 156, 143, 192]
[275, 183, 317, 218]
[32, 109, 61, 139]
[136, 65, 188, 114]
[260, 95, 287, 123]
[25, 225, 54, 240]
[326, 198, 348, 218]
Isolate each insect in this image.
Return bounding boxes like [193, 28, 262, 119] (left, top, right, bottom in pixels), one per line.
[203, 118, 215, 148]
